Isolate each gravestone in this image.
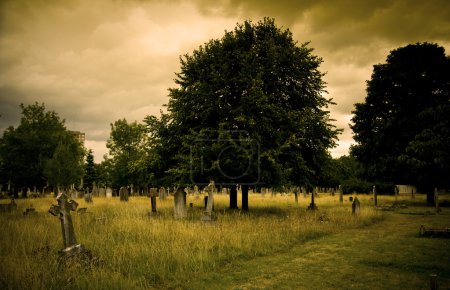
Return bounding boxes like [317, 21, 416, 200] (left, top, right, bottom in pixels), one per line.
[77, 207, 87, 214]
[372, 185, 378, 206]
[70, 189, 78, 200]
[159, 187, 167, 200]
[434, 188, 441, 213]
[98, 187, 106, 198]
[173, 187, 187, 219]
[193, 185, 199, 200]
[0, 198, 17, 212]
[352, 197, 360, 215]
[84, 193, 93, 203]
[106, 187, 112, 198]
[339, 185, 343, 203]
[48, 192, 91, 259]
[307, 187, 318, 210]
[119, 187, 129, 201]
[23, 206, 37, 216]
[201, 180, 216, 221]
[92, 183, 99, 197]
[149, 188, 158, 213]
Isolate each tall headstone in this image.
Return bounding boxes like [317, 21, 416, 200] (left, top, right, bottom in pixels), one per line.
[149, 188, 158, 213]
[119, 187, 129, 201]
[173, 187, 187, 219]
[92, 182, 99, 197]
[372, 185, 377, 206]
[106, 187, 112, 198]
[158, 187, 167, 200]
[201, 180, 216, 221]
[434, 188, 440, 213]
[352, 197, 360, 215]
[308, 187, 318, 210]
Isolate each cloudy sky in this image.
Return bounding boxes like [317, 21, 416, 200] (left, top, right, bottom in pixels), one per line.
[1, 0, 450, 162]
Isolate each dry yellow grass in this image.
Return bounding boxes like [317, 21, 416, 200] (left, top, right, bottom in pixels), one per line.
[0, 192, 384, 289]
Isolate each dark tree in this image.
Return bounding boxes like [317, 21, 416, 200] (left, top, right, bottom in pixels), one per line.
[84, 149, 98, 191]
[0, 103, 80, 195]
[147, 18, 340, 209]
[351, 43, 450, 204]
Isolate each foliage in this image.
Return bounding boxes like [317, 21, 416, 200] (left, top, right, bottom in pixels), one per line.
[148, 18, 340, 188]
[44, 132, 85, 190]
[351, 43, 450, 198]
[106, 118, 151, 188]
[0, 102, 83, 192]
[84, 149, 99, 190]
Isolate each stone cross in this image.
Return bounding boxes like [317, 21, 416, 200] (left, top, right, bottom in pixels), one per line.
[48, 192, 79, 249]
[372, 185, 377, 206]
[352, 197, 360, 215]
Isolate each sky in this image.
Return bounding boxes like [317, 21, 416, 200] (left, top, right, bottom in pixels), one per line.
[1, 0, 450, 162]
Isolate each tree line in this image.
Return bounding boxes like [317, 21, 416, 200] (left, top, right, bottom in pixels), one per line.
[1, 19, 448, 204]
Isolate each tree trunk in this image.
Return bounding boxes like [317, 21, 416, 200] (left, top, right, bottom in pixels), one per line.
[230, 185, 238, 209]
[294, 191, 298, 205]
[242, 185, 249, 211]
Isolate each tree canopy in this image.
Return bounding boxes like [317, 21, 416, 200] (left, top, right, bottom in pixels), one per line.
[351, 43, 450, 200]
[147, 18, 340, 190]
[0, 102, 84, 193]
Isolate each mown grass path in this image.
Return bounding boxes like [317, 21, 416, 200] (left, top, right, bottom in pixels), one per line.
[187, 208, 450, 290]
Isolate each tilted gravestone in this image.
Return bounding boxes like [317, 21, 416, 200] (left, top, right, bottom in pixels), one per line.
[48, 192, 91, 259]
[173, 187, 187, 219]
[352, 197, 360, 215]
[119, 187, 129, 201]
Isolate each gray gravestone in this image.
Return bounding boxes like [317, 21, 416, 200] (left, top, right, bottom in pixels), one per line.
[173, 187, 187, 219]
[92, 183, 99, 197]
[158, 187, 167, 200]
[98, 187, 106, 197]
[84, 193, 93, 203]
[352, 197, 360, 215]
[201, 181, 216, 221]
[119, 187, 129, 201]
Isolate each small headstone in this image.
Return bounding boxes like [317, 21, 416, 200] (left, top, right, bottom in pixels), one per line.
[106, 187, 112, 198]
[84, 193, 93, 203]
[77, 207, 87, 214]
[119, 187, 129, 201]
[98, 187, 106, 197]
[352, 197, 360, 215]
[158, 187, 167, 200]
[23, 207, 37, 216]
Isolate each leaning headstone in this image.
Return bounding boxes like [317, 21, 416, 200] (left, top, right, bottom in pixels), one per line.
[201, 181, 216, 221]
[48, 192, 92, 260]
[352, 197, 360, 215]
[98, 187, 106, 198]
[173, 187, 187, 219]
[372, 185, 378, 206]
[106, 187, 112, 198]
[119, 187, 129, 202]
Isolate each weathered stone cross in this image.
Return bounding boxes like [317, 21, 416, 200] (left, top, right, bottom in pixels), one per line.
[49, 192, 79, 249]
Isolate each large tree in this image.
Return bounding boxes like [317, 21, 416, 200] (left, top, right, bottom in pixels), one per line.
[106, 118, 151, 190]
[351, 43, 450, 204]
[0, 103, 83, 195]
[147, 18, 339, 209]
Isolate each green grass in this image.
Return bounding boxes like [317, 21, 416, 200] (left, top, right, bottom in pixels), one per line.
[0, 192, 448, 289]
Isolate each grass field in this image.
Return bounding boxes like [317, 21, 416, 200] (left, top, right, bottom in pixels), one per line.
[0, 192, 448, 289]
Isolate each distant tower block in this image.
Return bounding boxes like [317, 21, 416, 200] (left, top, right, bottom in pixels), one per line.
[69, 130, 86, 147]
